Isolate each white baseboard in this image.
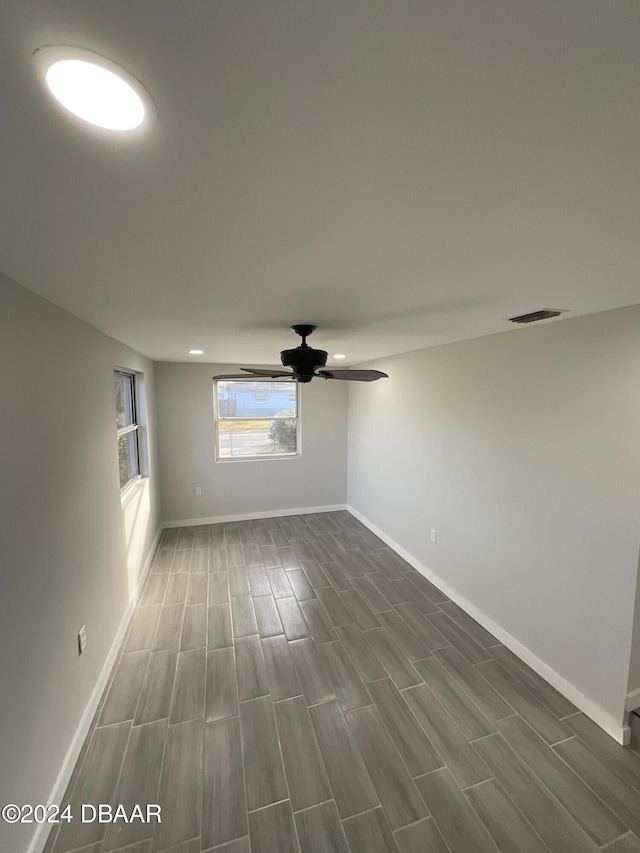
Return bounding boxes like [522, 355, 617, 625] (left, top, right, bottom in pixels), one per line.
[346, 504, 630, 746]
[162, 504, 347, 528]
[626, 688, 640, 713]
[30, 525, 163, 853]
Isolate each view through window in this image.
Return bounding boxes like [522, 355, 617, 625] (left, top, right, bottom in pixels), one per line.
[115, 370, 140, 488]
[215, 380, 299, 459]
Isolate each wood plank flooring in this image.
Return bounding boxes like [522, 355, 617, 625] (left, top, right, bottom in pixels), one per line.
[45, 510, 640, 853]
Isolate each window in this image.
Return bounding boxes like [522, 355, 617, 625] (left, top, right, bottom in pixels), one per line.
[215, 379, 299, 460]
[115, 370, 140, 489]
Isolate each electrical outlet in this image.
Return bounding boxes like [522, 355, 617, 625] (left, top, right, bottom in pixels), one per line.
[78, 625, 87, 654]
[431, 528, 436, 543]
[195, 486, 202, 496]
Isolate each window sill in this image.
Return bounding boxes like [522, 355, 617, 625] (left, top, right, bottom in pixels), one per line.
[120, 475, 147, 507]
[215, 454, 300, 464]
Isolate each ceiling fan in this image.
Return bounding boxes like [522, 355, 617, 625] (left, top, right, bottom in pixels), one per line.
[213, 325, 388, 384]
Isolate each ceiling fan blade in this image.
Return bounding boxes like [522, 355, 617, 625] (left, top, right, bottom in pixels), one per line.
[240, 367, 294, 377]
[316, 369, 389, 382]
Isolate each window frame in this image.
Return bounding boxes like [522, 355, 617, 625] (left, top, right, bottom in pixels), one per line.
[214, 378, 301, 463]
[115, 369, 141, 492]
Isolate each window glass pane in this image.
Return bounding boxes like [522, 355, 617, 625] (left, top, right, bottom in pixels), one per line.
[218, 418, 297, 458]
[115, 372, 135, 429]
[118, 430, 139, 488]
[217, 381, 296, 419]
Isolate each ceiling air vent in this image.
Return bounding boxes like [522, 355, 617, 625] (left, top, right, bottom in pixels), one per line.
[508, 309, 564, 325]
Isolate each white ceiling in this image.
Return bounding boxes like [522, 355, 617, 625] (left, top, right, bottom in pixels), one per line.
[1, 0, 639, 366]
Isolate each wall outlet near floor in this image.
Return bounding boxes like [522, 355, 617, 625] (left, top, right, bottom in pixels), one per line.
[431, 528, 437, 543]
[195, 486, 202, 496]
[78, 625, 87, 654]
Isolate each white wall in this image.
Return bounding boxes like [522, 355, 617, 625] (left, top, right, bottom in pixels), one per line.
[347, 305, 640, 734]
[0, 274, 161, 853]
[155, 362, 348, 523]
[627, 551, 640, 704]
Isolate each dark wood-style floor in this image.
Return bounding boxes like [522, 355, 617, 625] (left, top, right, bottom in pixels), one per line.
[44, 510, 640, 853]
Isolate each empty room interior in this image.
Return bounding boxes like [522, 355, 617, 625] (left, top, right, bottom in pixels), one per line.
[2, 2, 640, 853]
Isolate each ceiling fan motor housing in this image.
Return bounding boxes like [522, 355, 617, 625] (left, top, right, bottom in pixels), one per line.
[280, 346, 328, 382]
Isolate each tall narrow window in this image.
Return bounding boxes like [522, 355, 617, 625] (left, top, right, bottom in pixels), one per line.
[214, 379, 299, 460]
[114, 370, 140, 489]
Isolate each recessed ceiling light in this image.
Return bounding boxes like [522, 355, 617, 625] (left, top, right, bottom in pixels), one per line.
[333, 354, 346, 359]
[34, 47, 153, 131]
[189, 349, 204, 355]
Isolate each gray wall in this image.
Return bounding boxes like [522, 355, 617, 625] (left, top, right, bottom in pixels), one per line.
[347, 305, 640, 729]
[156, 362, 348, 522]
[0, 275, 161, 853]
